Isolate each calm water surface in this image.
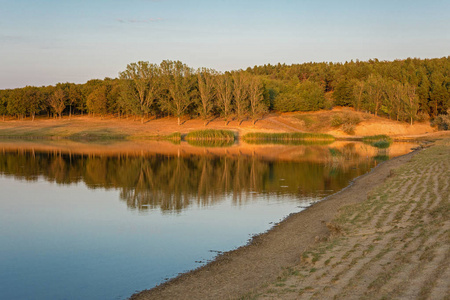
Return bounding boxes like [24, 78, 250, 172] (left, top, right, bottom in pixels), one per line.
[0, 141, 416, 299]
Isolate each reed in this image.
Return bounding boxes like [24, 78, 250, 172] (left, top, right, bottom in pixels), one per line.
[185, 129, 236, 141]
[187, 139, 234, 147]
[243, 132, 335, 143]
[362, 135, 391, 142]
[362, 135, 392, 149]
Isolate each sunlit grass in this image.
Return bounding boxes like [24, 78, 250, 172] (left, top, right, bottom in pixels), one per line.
[243, 132, 335, 144]
[363, 135, 392, 149]
[185, 129, 236, 141]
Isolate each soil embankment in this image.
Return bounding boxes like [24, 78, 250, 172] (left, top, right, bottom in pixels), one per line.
[130, 140, 449, 299]
[0, 109, 436, 140]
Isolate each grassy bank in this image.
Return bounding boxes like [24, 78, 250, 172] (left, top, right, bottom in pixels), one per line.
[247, 139, 449, 299]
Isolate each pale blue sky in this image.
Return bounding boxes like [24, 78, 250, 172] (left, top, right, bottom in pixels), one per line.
[1, 0, 449, 89]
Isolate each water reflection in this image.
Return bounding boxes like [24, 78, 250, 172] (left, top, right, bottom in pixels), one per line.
[0, 141, 413, 212]
[0, 140, 418, 300]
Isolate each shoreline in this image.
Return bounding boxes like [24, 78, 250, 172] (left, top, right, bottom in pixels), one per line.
[130, 143, 424, 299]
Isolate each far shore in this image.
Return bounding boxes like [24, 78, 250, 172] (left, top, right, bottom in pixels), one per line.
[0, 108, 440, 141]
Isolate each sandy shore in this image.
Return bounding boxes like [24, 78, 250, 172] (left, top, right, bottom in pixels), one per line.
[130, 137, 449, 299]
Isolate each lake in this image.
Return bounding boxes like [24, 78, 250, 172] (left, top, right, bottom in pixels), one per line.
[0, 140, 417, 300]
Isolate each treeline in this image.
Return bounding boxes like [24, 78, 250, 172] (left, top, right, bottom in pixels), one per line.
[0, 148, 375, 211]
[1, 57, 449, 125]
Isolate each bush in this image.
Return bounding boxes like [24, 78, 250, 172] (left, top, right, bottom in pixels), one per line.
[331, 115, 343, 127]
[341, 123, 355, 135]
[331, 112, 360, 134]
[431, 112, 450, 130]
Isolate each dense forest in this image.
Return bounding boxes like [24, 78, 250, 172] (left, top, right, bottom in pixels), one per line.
[1, 57, 449, 127]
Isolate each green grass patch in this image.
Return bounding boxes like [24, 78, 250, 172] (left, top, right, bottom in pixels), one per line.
[362, 135, 391, 142]
[363, 135, 392, 149]
[243, 132, 335, 145]
[185, 129, 236, 141]
[68, 130, 127, 141]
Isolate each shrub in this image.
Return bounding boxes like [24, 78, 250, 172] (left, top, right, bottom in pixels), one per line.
[341, 123, 355, 135]
[431, 112, 450, 130]
[331, 115, 343, 127]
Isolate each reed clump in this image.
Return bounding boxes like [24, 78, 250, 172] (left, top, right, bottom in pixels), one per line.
[185, 129, 236, 141]
[243, 132, 335, 144]
[363, 135, 392, 149]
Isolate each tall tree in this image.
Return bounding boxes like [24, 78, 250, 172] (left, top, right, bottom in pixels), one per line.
[232, 71, 249, 124]
[0, 90, 8, 121]
[365, 74, 386, 116]
[67, 84, 82, 119]
[429, 72, 448, 117]
[160, 60, 195, 125]
[403, 84, 420, 125]
[7, 89, 26, 119]
[352, 80, 365, 111]
[120, 61, 160, 123]
[215, 73, 234, 125]
[248, 76, 267, 124]
[49, 88, 66, 119]
[23, 86, 42, 121]
[197, 68, 215, 126]
[86, 85, 108, 118]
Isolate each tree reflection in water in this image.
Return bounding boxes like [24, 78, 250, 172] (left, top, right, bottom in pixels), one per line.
[0, 145, 384, 212]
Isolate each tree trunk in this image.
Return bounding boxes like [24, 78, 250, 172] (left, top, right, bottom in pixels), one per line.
[178, 117, 180, 126]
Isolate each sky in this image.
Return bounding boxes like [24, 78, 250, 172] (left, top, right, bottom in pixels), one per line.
[1, 0, 449, 89]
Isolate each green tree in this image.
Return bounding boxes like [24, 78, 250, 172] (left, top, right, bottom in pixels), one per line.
[7, 89, 26, 119]
[0, 90, 8, 120]
[67, 84, 82, 118]
[23, 86, 42, 121]
[364, 74, 386, 116]
[429, 72, 448, 117]
[86, 85, 107, 118]
[298, 80, 325, 111]
[160, 60, 195, 125]
[232, 71, 249, 124]
[197, 68, 216, 126]
[248, 76, 268, 124]
[403, 84, 420, 125]
[333, 80, 355, 106]
[120, 61, 160, 123]
[49, 88, 66, 119]
[215, 73, 234, 125]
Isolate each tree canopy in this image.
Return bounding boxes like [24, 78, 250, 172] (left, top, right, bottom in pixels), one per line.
[1, 57, 449, 126]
